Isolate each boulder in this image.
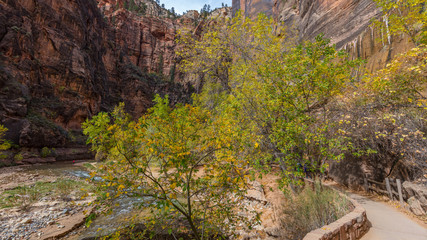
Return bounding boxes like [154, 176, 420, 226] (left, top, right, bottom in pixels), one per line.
[402, 181, 427, 199]
[408, 197, 426, 216]
[246, 181, 267, 203]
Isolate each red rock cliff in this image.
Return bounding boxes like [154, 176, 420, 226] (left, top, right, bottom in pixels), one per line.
[0, 0, 193, 148]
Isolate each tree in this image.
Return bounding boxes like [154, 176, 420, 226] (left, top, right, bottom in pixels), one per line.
[336, 1, 427, 181]
[177, 16, 232, 92]
[344, 45, 427, 180]
[83, 97, 258, 239]
[178, 13, 359, 187]
[128, 0, 135, 11]
[200, 4, 212, 18]
[372, 0, 427, 46]
[137, 2, 147, 16]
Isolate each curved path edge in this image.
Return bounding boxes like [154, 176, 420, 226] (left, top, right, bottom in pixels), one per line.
[303, 189, 370, 240]
[349, 193, 427, 240]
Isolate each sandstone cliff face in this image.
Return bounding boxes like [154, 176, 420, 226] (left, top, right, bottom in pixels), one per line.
[0, 0, 192, 149]
[234, 0, 380, 48]
[97, 0, 203, 82]
[233, 0, 414, 71]
[273, 0, 380, 48]
[98, 0, 171, 18]
[232, 0, 274, 17]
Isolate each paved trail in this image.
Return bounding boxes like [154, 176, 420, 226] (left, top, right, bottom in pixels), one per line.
[347, 193, 427, 240]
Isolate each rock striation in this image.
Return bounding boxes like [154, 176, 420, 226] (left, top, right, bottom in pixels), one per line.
[233, 0, 380, 48]
[0, 0, 193, 150]
[233, 0, 414, 71]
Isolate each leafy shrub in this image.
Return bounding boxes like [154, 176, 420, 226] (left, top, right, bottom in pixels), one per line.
[40, 147, 51, 158]
[0, 125, 11, 151]
[83, 98, 258, 239]
[281, 183, 352, 240]
[333, 46, 427, 180]
[13, 153, 23, 162]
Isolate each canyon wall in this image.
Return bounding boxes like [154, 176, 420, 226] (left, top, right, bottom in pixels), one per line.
[0, 0, 413, 154]
[232, 0, 274, 17]
[233, 0, 414, 71]
[0, 0, 193, 149]
[233, 0, 380, 48]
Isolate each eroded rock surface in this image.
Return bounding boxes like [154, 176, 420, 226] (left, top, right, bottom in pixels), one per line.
[0, 0, 194, 151]
[233, 0, 380, 48]
[233, 0, 414, 71]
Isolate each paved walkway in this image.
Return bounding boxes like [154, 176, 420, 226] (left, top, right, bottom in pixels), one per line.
[347, 193, 427, 240]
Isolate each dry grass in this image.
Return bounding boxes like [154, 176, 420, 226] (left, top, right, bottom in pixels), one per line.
[280, 182, 353, 240]
[0, 178, 94, 209]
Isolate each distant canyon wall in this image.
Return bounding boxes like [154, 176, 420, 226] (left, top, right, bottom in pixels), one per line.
[0, 0, 194, 148]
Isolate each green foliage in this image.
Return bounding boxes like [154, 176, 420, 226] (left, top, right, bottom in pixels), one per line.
[40, 147, 52, 158]
[339, 46, 427, 179]
[83, 97, 258, 239]
[200, 4, 212, 18]
[123, 0, 128, 10]
[14, 153, 23, 162]
[361, 46, 427, 106]
[281, 183, 352, 239]
[323, 0, 427, 181]
[372, 0, 427, 45]
[124, 0, 147, 16]
[136, 3, 147, 16]
[83, 4, 427, 238]
[169, 63, 176, 82]
[157, 52, 164, 74]
[0, 125, 11, 151]
[179, 13, 360, 187]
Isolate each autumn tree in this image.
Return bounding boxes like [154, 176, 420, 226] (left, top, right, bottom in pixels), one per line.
[179, 13, 360, 187]
[333, 1, 427, 181]
[373, 0, 426, 45]
[83, 96, 258, 239]
[177, 17, 233, 93]
[342, 44, 427, 180]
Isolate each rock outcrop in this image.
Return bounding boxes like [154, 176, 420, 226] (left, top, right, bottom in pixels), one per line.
[0, 0, 193, 150]
[402, 181, 427, 216]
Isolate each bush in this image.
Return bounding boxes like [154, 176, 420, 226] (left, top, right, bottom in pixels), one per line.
[281, 183, 352, 240]
[13, 153, 23, 162]
[0, 125, 10, 151]
[40, 147, 51, 158]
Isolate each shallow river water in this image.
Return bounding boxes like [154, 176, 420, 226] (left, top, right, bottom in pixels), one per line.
[0, 162, 145, 240]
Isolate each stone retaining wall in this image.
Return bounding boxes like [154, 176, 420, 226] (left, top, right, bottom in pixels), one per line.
[303, 191, 370, 240]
